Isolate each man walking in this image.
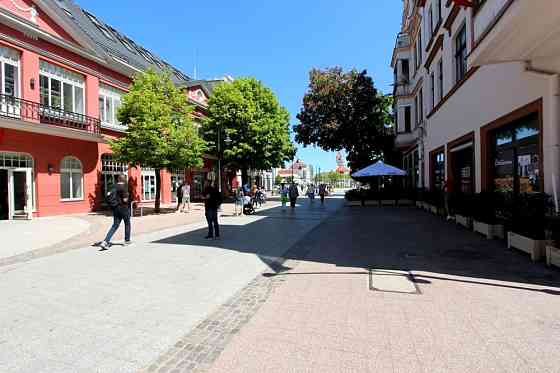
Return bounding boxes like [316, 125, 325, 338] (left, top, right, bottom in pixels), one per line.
[99, 174, 131, 250]
[288, 181, 299, 209]
[203, 181, 222, 239]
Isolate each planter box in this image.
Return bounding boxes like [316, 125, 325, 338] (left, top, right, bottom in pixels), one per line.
[345, 200, 362, 207]
[381, 199, 395, 206]
[473, 220, 505, 240]
[397, 199, 413, 206]
[546, 245, 560, 268]
[507, 232, 547, 262]
[455, 214, 473, 229]
[416, 201, 423, 209]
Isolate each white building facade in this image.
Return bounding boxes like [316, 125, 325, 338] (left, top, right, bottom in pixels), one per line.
[392, 0, 560, 198]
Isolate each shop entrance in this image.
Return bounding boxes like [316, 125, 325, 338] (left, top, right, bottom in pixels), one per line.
[450, 144, 474, 194]
[0, 169, 7, 219]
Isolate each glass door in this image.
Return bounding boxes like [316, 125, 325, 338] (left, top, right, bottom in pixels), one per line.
[12, 169, 32, 219]
[0, 169, 8, 220]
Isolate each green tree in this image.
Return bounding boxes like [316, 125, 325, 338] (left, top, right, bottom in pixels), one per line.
[202, 77, 295, 184]
[110, 69, 206, 212]
[294, 67, 395, 171]
[275, 174, 284, 186]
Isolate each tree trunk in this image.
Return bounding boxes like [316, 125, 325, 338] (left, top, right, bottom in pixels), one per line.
[241, 168, 249, 186]
[155, 168, 161, 213]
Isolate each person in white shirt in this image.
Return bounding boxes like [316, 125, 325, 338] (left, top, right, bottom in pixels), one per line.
[180, 182, 191, 212]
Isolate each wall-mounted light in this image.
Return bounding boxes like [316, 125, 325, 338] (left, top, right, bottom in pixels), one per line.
[30, 77, 35, 90]
[48, 164, 54, 175]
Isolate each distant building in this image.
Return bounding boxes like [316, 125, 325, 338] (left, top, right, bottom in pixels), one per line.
[275, 159, 314, 185]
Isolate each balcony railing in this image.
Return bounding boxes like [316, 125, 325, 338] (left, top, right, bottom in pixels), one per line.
[395, 32, 411, 50]
[0, 94, 100, 135]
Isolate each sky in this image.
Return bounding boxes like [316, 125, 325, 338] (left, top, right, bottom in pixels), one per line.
[77, 0, 403, 172]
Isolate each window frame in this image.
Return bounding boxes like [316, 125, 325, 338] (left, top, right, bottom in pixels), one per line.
[60, 156, 84, 201]
[454, 24, 468, 83]
[99, 84, 124, 128]
[39, 62, 85, 114]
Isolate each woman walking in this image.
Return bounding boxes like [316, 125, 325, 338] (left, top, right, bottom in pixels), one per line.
[288, 182, 299, 209]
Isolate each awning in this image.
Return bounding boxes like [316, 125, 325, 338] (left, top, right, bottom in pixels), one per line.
[351, 161, 407, 178]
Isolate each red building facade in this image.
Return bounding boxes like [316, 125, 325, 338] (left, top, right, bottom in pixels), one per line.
[0, 0, 219, 220]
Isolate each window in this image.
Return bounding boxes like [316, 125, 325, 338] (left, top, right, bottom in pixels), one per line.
[437, 0, 443, 23]
[60, 156, 83, 200]
[432, 151, 445, 190]
[418, 88, 424, 124]
[455, 25, 468, 83]
[0, 46, 20, 99]
[402, 59, 410, 81]
[101, 154, 128, 196]
[39, 61, 84, 113]
[491, 114, 540, 194]
[430, 72, 435, 110]
[414, 96, 419, 127]
[99, 84, 124, 127]
[417, 29, 423, 67]
[141, 169, 157, 201]
[438, 59, 444, 102]
[404, 106, 411, 133]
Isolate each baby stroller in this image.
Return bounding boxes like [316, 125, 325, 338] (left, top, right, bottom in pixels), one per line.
[243, 195, 255, 215]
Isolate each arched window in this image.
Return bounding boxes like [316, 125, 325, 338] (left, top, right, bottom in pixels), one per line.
[101, 154, 128, 196]
[60, 156, 83, 200]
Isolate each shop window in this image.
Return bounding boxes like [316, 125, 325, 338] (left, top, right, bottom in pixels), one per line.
[491, 114, 540, 194]
[455, 25, 467, 83]
[432, 150, 445, 190]
[60, 156, 83, 200]
[141, 168, 157, 201]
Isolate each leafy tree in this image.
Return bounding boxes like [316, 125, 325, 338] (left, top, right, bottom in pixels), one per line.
[110, 69, 206, 212]
[275, 175, 284, 186]
[294, 67, 395, 171]
[202, 77, 296, 184]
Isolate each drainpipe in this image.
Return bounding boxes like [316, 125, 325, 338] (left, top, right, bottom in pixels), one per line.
[524, 62, 560, 196]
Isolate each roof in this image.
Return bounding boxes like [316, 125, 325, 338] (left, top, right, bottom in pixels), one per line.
[178, 77, 233, 96]
[49, 0, 191, 84]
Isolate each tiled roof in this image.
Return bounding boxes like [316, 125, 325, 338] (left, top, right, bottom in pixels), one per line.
[49, 0, 191, 84]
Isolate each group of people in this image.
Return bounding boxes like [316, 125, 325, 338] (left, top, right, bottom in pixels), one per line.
[233, 183, 266, 216]
[279, 182, 329, 209]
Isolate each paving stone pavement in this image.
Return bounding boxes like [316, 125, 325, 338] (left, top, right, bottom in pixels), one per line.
[0, 196, 342, 373]
[176, 206, 560, 373]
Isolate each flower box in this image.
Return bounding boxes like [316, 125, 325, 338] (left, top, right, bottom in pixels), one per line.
[546, 245, 560, 268]
[473, 220, 505, 240]
[455, 214, 473, 229]
[507, 232, 547, 262]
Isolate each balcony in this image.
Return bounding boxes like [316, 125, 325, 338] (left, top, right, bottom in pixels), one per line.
[395, 131, 417, 149]
[393, 80, 411, 98]
[470, 0, 560, 73]
[0, 94, 102, 141]
[395, 32, 410, 50]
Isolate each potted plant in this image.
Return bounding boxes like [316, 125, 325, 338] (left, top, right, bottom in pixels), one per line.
[472, 191, 505, 239]
[507, 193, 549, 262]
[451, 192, 474, 229]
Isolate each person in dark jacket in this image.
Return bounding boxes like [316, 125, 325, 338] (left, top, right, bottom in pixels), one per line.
[99, 174, 131, 250]
[203, 181, 222, 239]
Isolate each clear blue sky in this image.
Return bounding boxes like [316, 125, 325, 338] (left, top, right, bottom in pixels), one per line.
[77, 0, 402, 171]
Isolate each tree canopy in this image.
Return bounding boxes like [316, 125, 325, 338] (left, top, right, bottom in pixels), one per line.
[294, 67, 395, 171]
[110, 69, 206, 210]
[202, 77, 295, 180]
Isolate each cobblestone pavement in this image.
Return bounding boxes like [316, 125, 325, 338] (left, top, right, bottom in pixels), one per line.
[0, 200, 274, 268]
[0, 196, 342, 373]
[169, 206, 560, 373]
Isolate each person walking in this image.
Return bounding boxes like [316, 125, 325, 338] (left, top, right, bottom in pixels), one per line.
[176, 181, 184, 212]
[307, 184, 315, 202]
[319, 183, 327, 205]
[99, 174, 131, 250]
[180, 182, 191, 213]
[280, 183, 289, 210]
[203, 181, 222, 239]
[288, 182, 299, 209]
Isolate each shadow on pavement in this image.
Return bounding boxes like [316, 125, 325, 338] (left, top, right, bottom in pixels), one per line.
[152, 198, 560, 294]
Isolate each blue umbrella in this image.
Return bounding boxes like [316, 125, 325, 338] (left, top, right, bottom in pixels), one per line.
[351, 161, 406, 178]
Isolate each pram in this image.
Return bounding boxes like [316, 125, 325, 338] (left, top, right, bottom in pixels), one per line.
[242, 195, 255, 215]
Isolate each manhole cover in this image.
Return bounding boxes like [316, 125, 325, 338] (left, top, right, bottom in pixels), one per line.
[369, 269, 421, 294]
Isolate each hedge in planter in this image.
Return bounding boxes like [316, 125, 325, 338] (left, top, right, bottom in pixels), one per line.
[472, 191, 505, 239]
[450, 192, 475, 228]
[507, 193, 549, 261]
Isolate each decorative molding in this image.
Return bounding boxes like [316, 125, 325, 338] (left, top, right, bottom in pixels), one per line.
[10, 0, 38, 23]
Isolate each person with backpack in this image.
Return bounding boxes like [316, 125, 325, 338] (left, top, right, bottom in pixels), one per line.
[202, 181, 222, 239]
[99, 174, 131, 250]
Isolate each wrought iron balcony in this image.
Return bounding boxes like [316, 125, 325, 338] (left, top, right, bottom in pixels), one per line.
[0, 94, 100, 135]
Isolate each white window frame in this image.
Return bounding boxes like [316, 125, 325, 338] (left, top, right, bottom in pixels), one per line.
[101, 154, 128, 196]
[39, 61, 85, 114]
[0, 152, 36, 212]
[141, 168, 157, 201]
[60, 156, 84, 201]
[0, 46, 21, 99]
[99, 83, 125, 128]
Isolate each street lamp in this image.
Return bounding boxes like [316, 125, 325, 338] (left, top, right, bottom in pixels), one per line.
[217, 126, 231, 193]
